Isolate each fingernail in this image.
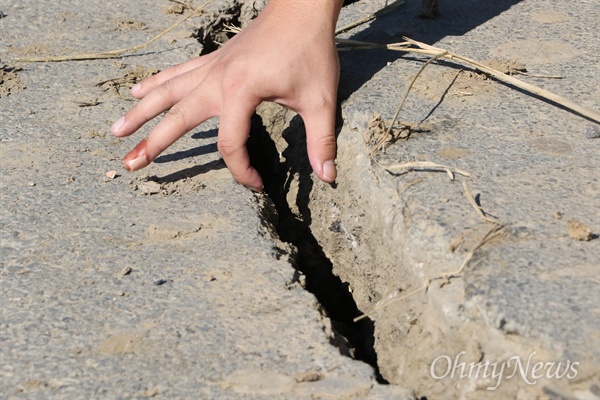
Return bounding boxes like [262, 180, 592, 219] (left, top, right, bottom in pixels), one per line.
[323, 160, 337, 182]
[111, 116, 125, 134]
[123, 140, 150, 172]
[248, 184, 264, 193]
[131, 83, 142, 95]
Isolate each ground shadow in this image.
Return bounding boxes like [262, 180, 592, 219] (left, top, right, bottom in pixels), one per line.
[149, 127, 223, 183]
[153, 128, 219, 168]
[338, 0, 521, 101]
[149, 158, 226, 184]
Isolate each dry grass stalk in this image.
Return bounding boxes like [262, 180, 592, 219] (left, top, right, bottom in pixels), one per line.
[336, 37, 600, 124]
[354, 223, 505, 322]
[371, 51, 446, 157]
[462, 181, 501, 225]
[383, 161, 470, 181]
[15, 0, 214, 62]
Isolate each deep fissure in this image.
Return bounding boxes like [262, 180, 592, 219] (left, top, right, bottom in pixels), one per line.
[247, 112, 388, 383]
[190, 0, 388, 385]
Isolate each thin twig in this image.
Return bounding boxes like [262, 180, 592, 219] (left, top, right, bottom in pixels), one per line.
[15, 0, 213, 62]
[354, 224, 504, 322]
[462, 181, 501, 225]
[515, 71, 563, 79]
[371, 52, 447, 156]
[383, 161, 470, 181]
[354, 285, 427, 322]
[335, 37, 600, 124]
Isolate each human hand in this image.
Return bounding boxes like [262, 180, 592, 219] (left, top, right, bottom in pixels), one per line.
[111, 0, 344, 191]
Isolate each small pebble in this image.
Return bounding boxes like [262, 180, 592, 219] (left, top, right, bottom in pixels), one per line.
[119, 266, 133, 277]
[154, 278, 170, 286]
[584, 125, 600, 139]
[28, 182, 36, 187]
[105, 170, 117, 179]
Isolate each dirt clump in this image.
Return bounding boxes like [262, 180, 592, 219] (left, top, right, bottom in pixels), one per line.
[0, 64, 25, 98]
[96, 65, 159, 95]
[483, 58, 527, 75]
[567, 219, 593, 241]
[115, 19, 147, 31]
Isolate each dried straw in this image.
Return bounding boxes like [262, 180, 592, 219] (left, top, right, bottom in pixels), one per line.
[15, 0, 214, 62]
[336, 37, 600, 124]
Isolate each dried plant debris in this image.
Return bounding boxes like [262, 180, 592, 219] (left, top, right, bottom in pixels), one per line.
[567, 219, 593, 241]
[115, 20, 147, 31]
[165, 0, 193, 15]
[15, 1, 213, 62]
[336, 37, 596, 122]
[0, 64, 25, 98]
[482, 59, 527, 76]
[384, 161, 470, 181]
[365, 113, 428, 156]
[96, 66, 159, 95]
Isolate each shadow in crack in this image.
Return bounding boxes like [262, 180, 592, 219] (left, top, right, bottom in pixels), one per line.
[247, 112, 387, 382]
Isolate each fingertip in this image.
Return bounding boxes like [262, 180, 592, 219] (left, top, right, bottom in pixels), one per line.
[122, 139, 150, 171]
[322, 159, 337, 183]
[111, 116, 125, 136]
[131, 83, 143, 98]
[237, 166, 264, 192]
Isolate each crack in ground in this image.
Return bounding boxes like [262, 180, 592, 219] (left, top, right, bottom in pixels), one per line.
[247, 112, 388, 384]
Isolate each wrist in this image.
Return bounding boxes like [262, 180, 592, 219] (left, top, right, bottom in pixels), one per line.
[263, 0, 344, 34]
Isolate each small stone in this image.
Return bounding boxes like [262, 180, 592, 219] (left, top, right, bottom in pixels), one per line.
[584, 125, 600, 139]
[28, 182, 36, 187]
[153, 278, 170, 286]
[119, 266, 133, 277]
[294, 369, 324, 383]
[105, 170, 117, 179]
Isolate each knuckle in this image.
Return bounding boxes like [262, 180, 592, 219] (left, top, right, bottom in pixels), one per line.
[164, 105, 188, 129]
[217, 137, 240, 157]
[159, 79, 179, 106]
[219, 59, 251, 95]
[313, 133, 337, 150]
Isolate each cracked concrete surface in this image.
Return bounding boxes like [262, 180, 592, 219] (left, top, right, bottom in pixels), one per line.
[1, 0, 599, 399]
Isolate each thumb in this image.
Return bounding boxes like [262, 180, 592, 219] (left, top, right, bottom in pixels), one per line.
[303, 107, 337, 183]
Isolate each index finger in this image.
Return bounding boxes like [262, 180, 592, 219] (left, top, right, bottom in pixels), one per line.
[122, 87, 216, 171]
